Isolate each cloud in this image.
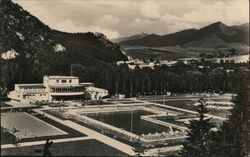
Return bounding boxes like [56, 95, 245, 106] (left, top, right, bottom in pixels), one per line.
[95, 15, 121, 28]
[183, 0, 249, 25]
[53, 19, 120, 39]
[13, 0, 249, 38]
[140, 1, 161, 20]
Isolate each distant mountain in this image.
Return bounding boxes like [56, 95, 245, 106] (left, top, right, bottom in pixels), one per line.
[113, 32, 149, 43]
[118, 22, 249, 47]
[0, 0, 128, 90]
[231, 23, 249, 33]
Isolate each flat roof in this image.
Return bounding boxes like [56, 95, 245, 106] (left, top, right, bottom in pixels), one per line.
[49, 84, 84, 88]
[16, 84, 45, 88]
[80, 82, 94, 85]
[44, 75, 78, 79]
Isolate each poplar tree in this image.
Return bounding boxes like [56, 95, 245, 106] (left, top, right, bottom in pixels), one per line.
[182, 99, 214, 157]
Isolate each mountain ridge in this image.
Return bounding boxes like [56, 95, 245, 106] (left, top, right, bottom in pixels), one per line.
[117, 22, 249, 47]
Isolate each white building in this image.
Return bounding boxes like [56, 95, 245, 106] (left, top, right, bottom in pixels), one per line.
[7, 75, 108, 103]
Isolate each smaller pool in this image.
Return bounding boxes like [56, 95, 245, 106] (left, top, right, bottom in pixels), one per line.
[1, 112, 67, 138]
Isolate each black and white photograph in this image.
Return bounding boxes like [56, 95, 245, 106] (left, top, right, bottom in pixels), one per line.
[0, 0, 249, 156]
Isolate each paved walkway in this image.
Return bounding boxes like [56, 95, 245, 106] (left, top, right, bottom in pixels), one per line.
[34, 109, 135, 156]
[145, 145, 183, 156]
[1, 137, 91, 149]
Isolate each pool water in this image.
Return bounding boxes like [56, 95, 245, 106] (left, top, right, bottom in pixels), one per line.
[86, 110, 170, 135]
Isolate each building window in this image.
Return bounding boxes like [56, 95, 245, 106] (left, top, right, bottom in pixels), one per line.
[56, 80, 59, 83]
[69, 80, 72, 83]
[62, 80, 67, 83]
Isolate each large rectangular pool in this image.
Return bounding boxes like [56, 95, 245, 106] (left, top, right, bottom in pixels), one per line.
[86, 110, 170, 135]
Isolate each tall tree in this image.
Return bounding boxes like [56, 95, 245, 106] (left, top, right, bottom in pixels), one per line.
[182, 99, 214, 157]
[211, 71, 249, 157]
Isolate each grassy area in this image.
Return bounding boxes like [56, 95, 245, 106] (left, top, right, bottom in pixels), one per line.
[1, 139, 128, 156]
[1, 127, 16, 144]
[123, 46, 197, 60]
[117, 101, 143, 104]
[0, 102, 12, 108]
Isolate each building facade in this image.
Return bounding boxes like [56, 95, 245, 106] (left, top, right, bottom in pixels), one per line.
[8, 75, 108, 103]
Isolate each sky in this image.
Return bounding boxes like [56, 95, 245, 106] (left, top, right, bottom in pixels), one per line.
[13, 0, 249, 39]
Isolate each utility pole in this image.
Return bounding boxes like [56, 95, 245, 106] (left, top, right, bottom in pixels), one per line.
[130, 82, 133, 98]
[154, 90, 157, 110]
[115, 82, 118, 104]
[130, 109, 133, 141]
[164, 84, 166, 105]
[70, 64, 73, 76]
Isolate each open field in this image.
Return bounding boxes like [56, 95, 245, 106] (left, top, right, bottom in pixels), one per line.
[0, 102, 12, 108]
[122, 46, 199, 60]
[1, 127, 16, 144]
[122, 45, 249, 60]
[1, 139, 128, 156]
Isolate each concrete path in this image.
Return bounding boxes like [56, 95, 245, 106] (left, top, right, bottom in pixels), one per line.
[145, 145, 183, 156]
[1, 136, 91, 149]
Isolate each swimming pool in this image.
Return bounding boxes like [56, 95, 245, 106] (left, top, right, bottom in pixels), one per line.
[86, 110, 170, 135]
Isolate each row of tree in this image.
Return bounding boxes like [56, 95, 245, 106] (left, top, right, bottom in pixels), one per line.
[74, 61, 247, 96]
[181, 74, 249, 157]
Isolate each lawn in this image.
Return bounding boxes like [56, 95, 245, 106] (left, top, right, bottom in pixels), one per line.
[1, 139, 128, 156]
[0, 102, 12, 108]
[1, 127, 16, 144]
[117, 101, 143, 104]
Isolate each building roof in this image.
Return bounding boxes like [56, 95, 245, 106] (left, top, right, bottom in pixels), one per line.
[49, 84, 84, 88]
[80, 82, 94, 86]
[44, 75, 78, 79]
[16, 84, 45, 88]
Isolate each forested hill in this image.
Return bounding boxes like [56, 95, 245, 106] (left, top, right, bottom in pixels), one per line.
[0, 0, 128, 91]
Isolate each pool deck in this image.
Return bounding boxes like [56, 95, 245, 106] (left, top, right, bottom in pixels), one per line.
[1, 136, 91, 149]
